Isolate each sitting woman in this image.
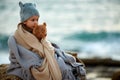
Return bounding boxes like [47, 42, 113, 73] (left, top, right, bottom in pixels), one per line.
[7, 1, 86, 80]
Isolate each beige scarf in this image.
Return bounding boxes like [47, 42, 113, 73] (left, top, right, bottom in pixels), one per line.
[14, 25, 62, 80]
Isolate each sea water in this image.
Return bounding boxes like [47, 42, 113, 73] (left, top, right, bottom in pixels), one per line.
[0, 0, 120, 64]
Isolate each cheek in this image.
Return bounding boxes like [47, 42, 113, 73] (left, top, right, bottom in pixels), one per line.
[26, 22, 34, 28]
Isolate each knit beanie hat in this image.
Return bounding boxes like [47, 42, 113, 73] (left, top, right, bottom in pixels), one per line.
[19, 1, 40, 22]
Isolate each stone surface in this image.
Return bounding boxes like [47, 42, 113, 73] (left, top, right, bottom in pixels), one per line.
[0, 64, 22, 80]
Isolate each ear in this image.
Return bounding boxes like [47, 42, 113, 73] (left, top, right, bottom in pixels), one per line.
[43, 22, 46, 26]
[19, 1, 23, 8]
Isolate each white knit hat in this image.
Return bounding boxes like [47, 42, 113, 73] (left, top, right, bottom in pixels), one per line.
[19, 1, 40, 22]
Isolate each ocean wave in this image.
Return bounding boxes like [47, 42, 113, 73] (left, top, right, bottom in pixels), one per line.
[0, 34, 9, 50]
[64, 31, 120, 42]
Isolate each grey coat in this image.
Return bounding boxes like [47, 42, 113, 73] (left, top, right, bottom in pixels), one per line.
[7, 36, 86, 80]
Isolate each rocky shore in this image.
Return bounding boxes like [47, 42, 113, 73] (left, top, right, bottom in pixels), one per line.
[0, 52, 120, 80]
[68, 52, 120, 80]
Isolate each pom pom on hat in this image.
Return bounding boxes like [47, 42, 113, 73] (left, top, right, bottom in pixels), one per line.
[19, 1, 40, 22]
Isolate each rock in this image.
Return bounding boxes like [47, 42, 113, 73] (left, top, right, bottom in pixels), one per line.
[0, 64, 22, 80]
[66, 51, 120, 67]
[112, 71, 120, 80]
[66, 51, 120, 80]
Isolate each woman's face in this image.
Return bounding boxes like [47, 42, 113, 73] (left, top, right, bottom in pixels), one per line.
[23, 16, 39, 29]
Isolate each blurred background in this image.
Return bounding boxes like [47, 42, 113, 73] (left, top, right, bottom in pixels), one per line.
[0, 0, 120, 64]
[0, 0, 120, 80]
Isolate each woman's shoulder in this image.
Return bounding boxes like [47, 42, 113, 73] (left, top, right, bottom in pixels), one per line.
[8, 35, 15, 42]
[7, 35, 16, 47]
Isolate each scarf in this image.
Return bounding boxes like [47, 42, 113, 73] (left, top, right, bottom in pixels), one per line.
[14, 25, 62, 80]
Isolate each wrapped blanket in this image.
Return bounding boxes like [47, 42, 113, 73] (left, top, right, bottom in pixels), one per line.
[7, 36, 86, 80]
